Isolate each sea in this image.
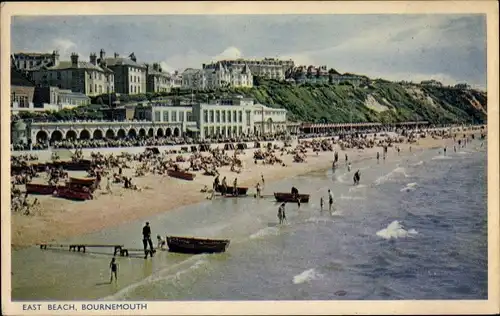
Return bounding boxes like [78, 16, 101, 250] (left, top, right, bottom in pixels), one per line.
[11, 139, 488, 301]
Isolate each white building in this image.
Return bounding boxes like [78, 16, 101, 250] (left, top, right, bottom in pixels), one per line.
[191, 97, 287, 139]
[182, 62, 253, 90]
[204, 58, 294, 81]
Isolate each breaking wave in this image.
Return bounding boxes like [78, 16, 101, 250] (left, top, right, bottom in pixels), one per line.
[376, 220, 419, 240]
[293, 268, 323, 284]
[374, 167, 408, 185]
[101, 254, 209, 300]
[400, 182, 418, 192]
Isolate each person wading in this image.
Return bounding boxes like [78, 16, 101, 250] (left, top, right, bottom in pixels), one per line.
[142, 222, 154, 259]
[109, 257, 118, 283]
[328, 189, 334, 212]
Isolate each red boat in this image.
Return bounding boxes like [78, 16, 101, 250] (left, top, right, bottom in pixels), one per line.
[25, 183, 56, 195]
[167, 169, 196, 181]
[214, 185, 248, 196]
[55, 186, 92, 201]
[274, 192, 310, 203]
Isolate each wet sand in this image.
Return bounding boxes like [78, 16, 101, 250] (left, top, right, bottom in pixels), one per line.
[10, 129, 482, 247]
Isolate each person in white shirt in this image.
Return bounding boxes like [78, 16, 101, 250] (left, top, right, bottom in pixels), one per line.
[157, 235, 166, 250]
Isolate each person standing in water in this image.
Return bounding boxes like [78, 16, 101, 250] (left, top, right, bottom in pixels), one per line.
[328, 189, 334, 212]
[255, 182, 261, 198]
[320, 197, 324, 211]
[376, 152, 380, 162]
[142, 222, 154, 259]
[109, 257, 118, 282]
[347, 162, 352, 172]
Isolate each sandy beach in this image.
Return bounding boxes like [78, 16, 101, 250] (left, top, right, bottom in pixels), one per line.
[10, 128, 483, 248]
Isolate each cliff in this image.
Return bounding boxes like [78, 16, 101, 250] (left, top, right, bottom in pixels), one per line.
[232, 79, 487, 124]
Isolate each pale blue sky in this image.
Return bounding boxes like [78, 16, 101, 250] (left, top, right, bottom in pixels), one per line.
[11, 14, 487, 89]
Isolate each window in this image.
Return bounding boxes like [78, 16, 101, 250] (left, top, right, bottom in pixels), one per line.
[239, 126, 243, 135]
[179, 111, 185, 122]
[233, 111, 237, 123]
[90, 84, 93, 93]
[99, 86, 102, 94]
[138, 86, 140, 94]
[187, 111, 192, 121]
[172, 111, 177, 122]
[210, 126, 215, 136]
[163, 111, 169, 122]
[203, 110, 208, 123]
[246, 110, 251, 126]
[222, 111, 226, 123]
[227, 110, 231, 123]
[204, 127, 209, 137]
[216, 126, 220, 135]
[209, 110, 214, 123]
[216, 110, 220, 123]
[239, 111, 243, 123]
[130, 85, 133, 93]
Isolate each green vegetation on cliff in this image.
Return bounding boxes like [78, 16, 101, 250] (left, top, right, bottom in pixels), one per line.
[232, 79, 487, 124]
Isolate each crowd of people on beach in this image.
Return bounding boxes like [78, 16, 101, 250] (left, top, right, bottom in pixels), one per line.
[13, 134, 290, 151]
[10, 125, 485, 223]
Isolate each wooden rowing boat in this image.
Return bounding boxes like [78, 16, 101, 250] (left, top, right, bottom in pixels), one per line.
[25, 183, 56, 195]
[69, 177, 96, 187]
[55, 186, 92, 201]
[166, 236, 230, 254]
[274, 192, 310, 203]
[214, 185, 248, 196]
[167, 169, 196, 181]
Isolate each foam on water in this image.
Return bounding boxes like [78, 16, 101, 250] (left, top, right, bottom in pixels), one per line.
[348, 184, 368, 192]
[305, 217, 335, 224]
[432, 155, 453, 160]
[249, 226, 280, 239]
[376, 220, 419, 240]
[293, 268, 323, 284]
[374, 167, 408, 185]
[400, 182, 418, 192]
[411, 160, 424, 166]
[340, 194, 365, 200]
[101, 254, 209, 300]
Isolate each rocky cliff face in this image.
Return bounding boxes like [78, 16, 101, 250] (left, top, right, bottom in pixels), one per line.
[233, 79, 487, 124]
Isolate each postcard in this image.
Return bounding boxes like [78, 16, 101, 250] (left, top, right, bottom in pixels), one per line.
[1, 1, 498, 315]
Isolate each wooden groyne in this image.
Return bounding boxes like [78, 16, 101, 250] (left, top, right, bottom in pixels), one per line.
[38, 243, 156, 257]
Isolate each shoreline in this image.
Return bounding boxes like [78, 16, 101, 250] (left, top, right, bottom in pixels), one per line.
[10, 130, 483, 249]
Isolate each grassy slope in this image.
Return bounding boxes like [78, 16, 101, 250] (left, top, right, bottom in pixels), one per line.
[233, 80, 487, 124]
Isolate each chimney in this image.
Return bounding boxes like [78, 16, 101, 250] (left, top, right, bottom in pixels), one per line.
[114, 52, 119, 58]
[89, 53, 97, 65]
[70, 53, 79, 67]
[51, 50, 60, 67]
[100, 49, 106, 60]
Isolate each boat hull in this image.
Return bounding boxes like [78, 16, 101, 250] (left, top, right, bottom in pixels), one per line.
[56, 186, 92, 201]
[166, 236, 230, 254]
[167, 169, 196, 181]
[274, 192, 310, 203]
[25, 183, 56, 195]
[214, 185, 248, 196]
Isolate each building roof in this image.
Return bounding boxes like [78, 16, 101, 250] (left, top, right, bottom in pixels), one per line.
[14, 52, 53, 57]
[104, 57, 146, 68]
[40, 61, 108, 72]
[11, 67, 36, 87]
